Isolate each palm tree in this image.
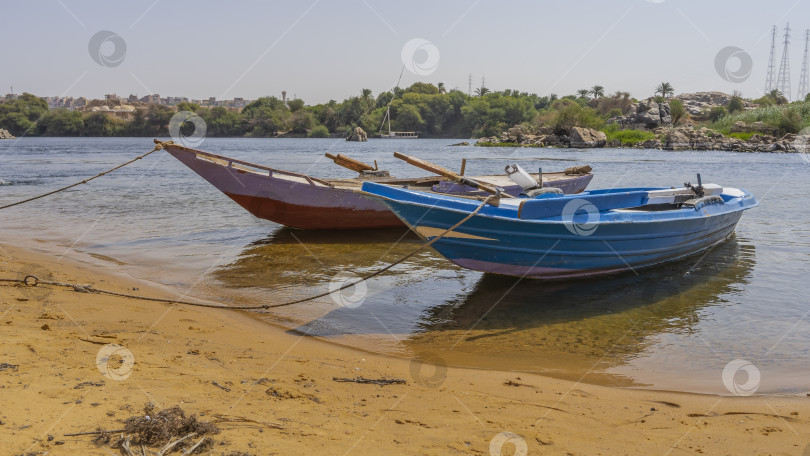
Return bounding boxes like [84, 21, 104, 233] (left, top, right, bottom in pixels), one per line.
[437, 82, 446, 94]
[768, 89, 787, 105]
[576, 89, 591, 99]
[360, 88, 374, 112]
[474, 87, 490, 97]
[655, 82, 674, 98]
[590, 85, 605, 98]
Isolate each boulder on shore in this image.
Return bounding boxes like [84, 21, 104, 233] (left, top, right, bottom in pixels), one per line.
[606, 98, 672, 130]
[0, 129, 15, 139]
[345, 127, 368, 142]
[569, 127, 606, 148]
[664, 130, 691, 151]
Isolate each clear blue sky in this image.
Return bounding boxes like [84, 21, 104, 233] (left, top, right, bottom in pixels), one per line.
[1, 0, 806, 103]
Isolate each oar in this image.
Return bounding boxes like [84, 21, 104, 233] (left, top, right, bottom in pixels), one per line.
[393, 151, 515, 198]
[325, 153, 376, 173]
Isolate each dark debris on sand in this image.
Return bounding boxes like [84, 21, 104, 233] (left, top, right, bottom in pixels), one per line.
[90, 403, 219, 454]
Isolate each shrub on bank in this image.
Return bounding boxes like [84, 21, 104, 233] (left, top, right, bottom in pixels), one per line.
[603, 127, 656, 145]
[709, 101, 810, 135]
[307, 125, 330, 138]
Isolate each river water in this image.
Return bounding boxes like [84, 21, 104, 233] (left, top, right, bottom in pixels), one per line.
[1, 137, 808, 395]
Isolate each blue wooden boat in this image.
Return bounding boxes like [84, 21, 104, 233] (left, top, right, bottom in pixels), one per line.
[360, 180, 758, 279]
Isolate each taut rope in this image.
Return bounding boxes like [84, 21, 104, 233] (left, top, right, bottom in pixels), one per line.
[0, 141, 169, 210]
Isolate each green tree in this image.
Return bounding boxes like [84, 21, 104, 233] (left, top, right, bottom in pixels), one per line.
[289, 110, 314, 133]
[199, 106, 246, 136]
[768, 89, 788, 105]
[407, 82, 439, 95]
[576, 89, 591, 99]
[308, 125, 330, 138]
[0, 92, 48, 136]
[707, 106, 727, 122]
[287, 98, 305, 112]
[727, 95, 744, 113]
[590, 85, 605, 98]
[0, 111, 35, 136]
[669, 99, 687, 125]
[393, 104, 424, 131]
[176, 101, 200, 113]
[655, 82, 674, 98]
[778, 109, 802, 133]
[84, 112, 124, 136]
[124, 109, 149, 136]
[242, 97, 291, 136]
[43, 110, 84, 136]
[146, 104, 174, 135]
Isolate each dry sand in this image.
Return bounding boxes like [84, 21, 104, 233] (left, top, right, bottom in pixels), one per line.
[1, 242, 809, 455]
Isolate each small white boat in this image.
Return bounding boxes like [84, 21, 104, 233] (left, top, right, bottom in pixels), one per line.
[378, 106, 418, 139]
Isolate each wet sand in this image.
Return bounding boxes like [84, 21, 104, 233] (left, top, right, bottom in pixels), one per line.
[2, 242, 810, 455]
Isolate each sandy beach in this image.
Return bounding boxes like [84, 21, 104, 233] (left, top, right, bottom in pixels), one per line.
[0, 242, 807, 455]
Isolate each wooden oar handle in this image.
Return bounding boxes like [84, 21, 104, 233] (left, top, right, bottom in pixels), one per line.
[325, 153, 375, 173]
[393, 151, 456, 177]
[393, 151, 508, 197]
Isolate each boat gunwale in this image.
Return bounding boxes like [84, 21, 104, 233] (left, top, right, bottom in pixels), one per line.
[164, 143, 336, 188]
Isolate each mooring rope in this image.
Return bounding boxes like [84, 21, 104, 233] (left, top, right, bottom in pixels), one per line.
[0, 142, 169, 210]
[0, 198, 490, 309]
[0, 146, 493, 310]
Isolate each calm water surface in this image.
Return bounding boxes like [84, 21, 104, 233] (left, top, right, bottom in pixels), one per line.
[1, 137, 808, 394]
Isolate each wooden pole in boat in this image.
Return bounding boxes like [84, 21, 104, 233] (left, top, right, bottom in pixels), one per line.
[393, 152, 515, 198]
[325, 153, 375, 173]
[460, 158, 467, 176]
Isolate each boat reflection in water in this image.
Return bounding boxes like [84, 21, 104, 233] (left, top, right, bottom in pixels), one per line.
[214, 228, 755, 387]
[212, 226, 473, 346]
[404, 236, 756, 386]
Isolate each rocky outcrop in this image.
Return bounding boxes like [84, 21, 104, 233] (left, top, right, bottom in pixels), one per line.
[476, 121, 803, 153]
[0, 129, 15, 139]
[345, 127, 368, 142]
[675, 92, 756, 117]
[663, 126, 795, 152]
[569, 127, 607, 148]
[607, 98, 671, 129]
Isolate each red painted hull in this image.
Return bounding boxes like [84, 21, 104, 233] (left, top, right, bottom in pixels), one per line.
[225, 193, 403, 229]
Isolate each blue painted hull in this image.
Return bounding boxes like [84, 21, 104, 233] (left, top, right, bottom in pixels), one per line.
[360, 183, 758, 279]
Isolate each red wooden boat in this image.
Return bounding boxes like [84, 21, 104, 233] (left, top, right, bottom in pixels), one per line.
[161, 141, 593, 230]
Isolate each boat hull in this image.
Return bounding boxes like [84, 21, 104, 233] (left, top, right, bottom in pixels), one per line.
[362, 183, 758, 279]
[166, 145, 401, 229]
[164, 143, 592, 230]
